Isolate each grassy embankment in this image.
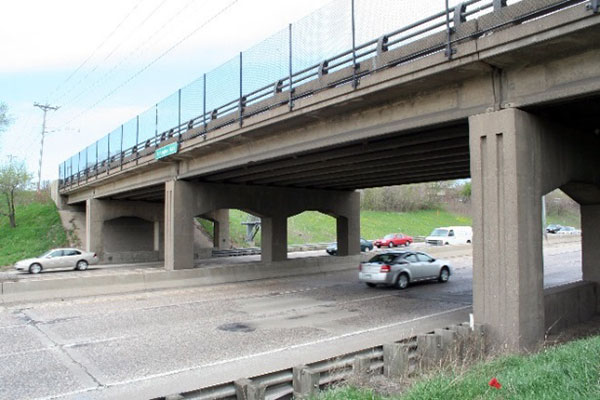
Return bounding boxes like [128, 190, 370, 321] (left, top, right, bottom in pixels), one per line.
[0, 201, 68, 268]
[207, 209, 473, 247]
[316, 334, 600, 399]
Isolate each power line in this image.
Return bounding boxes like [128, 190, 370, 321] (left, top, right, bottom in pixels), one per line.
[52, 0, 173, 112]
[47, 0, 145, 104]
[57, 0, 239, 130]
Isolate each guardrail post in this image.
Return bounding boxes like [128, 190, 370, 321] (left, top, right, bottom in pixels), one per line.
[353, 355, 370, 377]
[239, 51, 244, 127]
[178, 88, 182, 141]
[417, 332, 442, 371]
[493, 0, 507, 11]
[293, 365, 320, 399]
[383, 343, 409, 378]
[435, 327, 458, 361]
[235, 378, 265, 400]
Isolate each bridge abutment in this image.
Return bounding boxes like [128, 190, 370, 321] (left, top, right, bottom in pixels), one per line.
[582, 205, 600, 284]
[86, 198, 164, 263]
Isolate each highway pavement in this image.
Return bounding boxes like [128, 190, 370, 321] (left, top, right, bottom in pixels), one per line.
[0, 240, 582, 399]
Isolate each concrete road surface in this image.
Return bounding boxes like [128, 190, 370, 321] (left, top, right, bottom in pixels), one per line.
[0, 240, 581, 399]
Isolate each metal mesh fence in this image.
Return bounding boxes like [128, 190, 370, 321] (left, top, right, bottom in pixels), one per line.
[122, 117, 138, 152]
[205, 56, 240, 117]
[242, 27, 289, 106]
[61, 0, 583, 183]
[157, 91, 180, 135]
[138, 106, 157, 146]
[292, 0, 352, 77]
[181, 76, 205, 126]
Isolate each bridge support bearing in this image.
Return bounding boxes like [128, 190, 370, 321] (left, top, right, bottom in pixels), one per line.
[165, 180, 195, 270]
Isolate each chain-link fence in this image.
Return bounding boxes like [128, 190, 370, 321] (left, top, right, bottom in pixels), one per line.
[59, 0, 588, 186]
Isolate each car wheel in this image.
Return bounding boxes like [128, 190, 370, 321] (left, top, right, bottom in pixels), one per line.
[404, 241, 410, 247]
[396, 273, 409, 290]
[76, 260, 89, 271]
[388, 242, 394, 248]
[438, 267, 450, 283]
[365, 282, 376, 288]
[29, 263, 42, 274]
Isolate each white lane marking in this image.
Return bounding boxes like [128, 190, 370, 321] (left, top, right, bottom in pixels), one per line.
[105, 305, 471, 388]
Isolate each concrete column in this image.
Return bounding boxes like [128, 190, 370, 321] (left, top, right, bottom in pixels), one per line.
[469, 108, 545, 352]
[164, 180, 195, 270]
[261, 214, 287, 262]
[85, 198, 104, 258]
[336, 191, 361, 256]
[582, 205, 600, 284]
[212, 209, 231, 249]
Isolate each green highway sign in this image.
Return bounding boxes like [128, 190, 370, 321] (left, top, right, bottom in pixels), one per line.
[155, 142, 179, 160]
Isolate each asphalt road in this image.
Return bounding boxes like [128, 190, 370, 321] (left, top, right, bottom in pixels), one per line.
[0, 240, 582, 400]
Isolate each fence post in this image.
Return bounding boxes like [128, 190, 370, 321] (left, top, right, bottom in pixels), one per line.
[288, 23, 293, 110]
[351, 0, 358, 88]
[155, 103, 158, 144]
[239, 51, 244, 127]
[293, 365, 320, 399]
[353, 355, 371, 377]
[178, 88, 182, 141]
[444, 0, 454, 60]
[120, 124, 124, 169]
[107, 133, 110, 175]
[203, 73, 207, 133]
[383, 343, 409, 378]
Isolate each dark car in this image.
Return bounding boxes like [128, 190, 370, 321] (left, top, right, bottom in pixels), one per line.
[326, 238, 373, 255]
[546, 224, 563, 234]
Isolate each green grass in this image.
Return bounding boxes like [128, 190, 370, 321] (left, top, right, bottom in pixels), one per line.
[316, 335, 600, 400]
[0, 201, 68, 268]
[223, 209, 472, 247]
[547, 213, 580, 229]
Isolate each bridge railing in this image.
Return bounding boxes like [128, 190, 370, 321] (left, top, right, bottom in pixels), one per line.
[59, 0, 587, 188]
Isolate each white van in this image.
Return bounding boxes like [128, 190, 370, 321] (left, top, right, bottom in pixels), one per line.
[426, 226, 472, 246]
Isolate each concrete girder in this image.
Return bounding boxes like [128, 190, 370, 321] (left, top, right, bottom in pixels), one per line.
[320, 170, 470, 191]
[227, 139, 469, 185]
[205, 127, 468, 182]
[259, 155, 470, 187]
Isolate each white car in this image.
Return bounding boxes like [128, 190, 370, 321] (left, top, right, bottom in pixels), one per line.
[14, 248, 99, 274]
[426, 226, 472, 246]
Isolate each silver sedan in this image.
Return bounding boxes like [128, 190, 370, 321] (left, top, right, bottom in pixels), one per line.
[358, 251, 452, 289]
[14, 248, 99, 274]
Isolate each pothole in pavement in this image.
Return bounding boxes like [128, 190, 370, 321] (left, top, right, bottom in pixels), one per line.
[218, 322, 255, 332]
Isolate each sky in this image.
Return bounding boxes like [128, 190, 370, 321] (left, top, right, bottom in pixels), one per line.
[0, 0, 457, 182]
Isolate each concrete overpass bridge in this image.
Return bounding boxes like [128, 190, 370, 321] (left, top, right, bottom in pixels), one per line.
[55, 0, 600, 352]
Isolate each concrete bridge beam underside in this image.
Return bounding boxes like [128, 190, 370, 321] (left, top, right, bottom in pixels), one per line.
[469, 108, 599, 353]
[86, 199, 164, 263]
[164, 181, 360, 270]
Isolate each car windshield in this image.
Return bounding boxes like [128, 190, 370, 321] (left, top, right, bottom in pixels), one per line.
[368, 253, 406, 263]
[383, 234, 395, 239]
[430, 229, 448, 236]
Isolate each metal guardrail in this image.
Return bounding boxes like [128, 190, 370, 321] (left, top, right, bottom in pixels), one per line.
[59, 0, 592, 189]
[150, 321, 486, 400]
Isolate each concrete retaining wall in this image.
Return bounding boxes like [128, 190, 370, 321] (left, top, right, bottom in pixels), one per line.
[0, 255, 360, 304]
[544, 281, 599, 333]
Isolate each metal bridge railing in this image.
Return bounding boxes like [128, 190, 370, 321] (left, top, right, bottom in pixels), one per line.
[59, 0, 591, 189]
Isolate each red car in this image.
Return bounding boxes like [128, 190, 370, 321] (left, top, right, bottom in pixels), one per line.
[374, 233, 413, 248]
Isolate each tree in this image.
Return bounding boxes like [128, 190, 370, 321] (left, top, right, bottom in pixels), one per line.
[0, 102, 11, 133]
[0, 158, 32, 228]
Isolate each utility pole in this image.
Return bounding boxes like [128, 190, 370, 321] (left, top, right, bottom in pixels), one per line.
[33, 102, 59, 192]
